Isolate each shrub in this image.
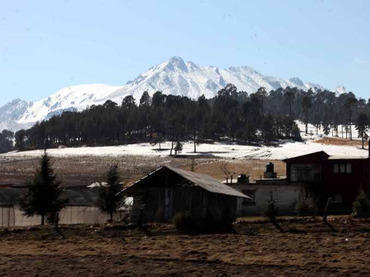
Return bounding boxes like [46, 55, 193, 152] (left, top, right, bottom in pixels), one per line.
[297, 198, 317, 216]
[352, 190, 370, 218]
[264, 201, 278, 222]
[173, 211, 194, 231]
[173, 209, 235, 233]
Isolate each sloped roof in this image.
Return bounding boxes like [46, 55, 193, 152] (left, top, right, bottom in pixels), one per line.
[0, 188, 21, 206]
[122, 165, 250, 199]
[283, 151, 369, 163]
[328, 156, 369, 160]
[283, 151, 329, 163]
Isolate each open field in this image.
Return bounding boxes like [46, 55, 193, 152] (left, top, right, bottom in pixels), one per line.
[2, 139, 369, 160]
[314, 137, 366, 147]
[1, 120, 367, 187]
[0, 154, 286, 187]
[0, 217, 369, 276]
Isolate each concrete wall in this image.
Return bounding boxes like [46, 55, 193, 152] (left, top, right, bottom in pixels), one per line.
[231, 184, 305, 216]
[0, 206, 116, 227]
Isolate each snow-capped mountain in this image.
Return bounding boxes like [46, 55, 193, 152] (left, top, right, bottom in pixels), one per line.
[1, 56, 326, 131]
[334, 85, 348, 95]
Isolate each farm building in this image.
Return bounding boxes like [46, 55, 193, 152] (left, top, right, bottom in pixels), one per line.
[0, 184, 113, 227]
[284, 149, 370, 211]
[224, 164, 305, 216]
[121, 166, 249, 224]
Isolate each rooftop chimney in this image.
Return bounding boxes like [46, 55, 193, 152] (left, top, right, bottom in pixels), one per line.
[237, 174, 249, 184]
[264, 162, 277, 178]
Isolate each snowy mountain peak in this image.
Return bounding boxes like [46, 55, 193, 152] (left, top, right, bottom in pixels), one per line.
[289, 77, 304, 87]
[0, 56, 342, 132]
[335, 86, 347, 95]
[164, 56, 188, 73]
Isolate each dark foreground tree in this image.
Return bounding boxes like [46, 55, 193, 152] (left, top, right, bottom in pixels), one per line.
[97, 165, 123, 222]
[19, 152, 68, 226]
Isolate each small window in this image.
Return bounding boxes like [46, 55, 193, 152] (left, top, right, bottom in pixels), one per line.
[346, 163, 352, 174]
[340, 163, 346, 173]
[333, 164, 339, 174]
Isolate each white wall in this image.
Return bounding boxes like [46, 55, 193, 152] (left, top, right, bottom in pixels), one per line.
[233, 184, 305, 216]
[0, 206, 114, 227]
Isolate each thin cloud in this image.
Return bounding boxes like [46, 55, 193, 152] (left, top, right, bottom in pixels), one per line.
[352, 57, 368, 65]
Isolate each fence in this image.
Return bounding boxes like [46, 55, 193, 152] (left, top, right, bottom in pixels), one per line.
[0, 206, 112, 227]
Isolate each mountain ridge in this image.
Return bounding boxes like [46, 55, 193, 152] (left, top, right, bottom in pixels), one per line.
[0, 56, 345, 132]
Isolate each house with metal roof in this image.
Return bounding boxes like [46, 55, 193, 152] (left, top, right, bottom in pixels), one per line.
[121, 166, 250, 224]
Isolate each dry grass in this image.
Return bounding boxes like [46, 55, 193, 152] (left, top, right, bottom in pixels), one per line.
[0, 217, 369, 276]
[0, 155, 286, 187]
[191, 159, 286, 182]
[314, 137, 367, 147]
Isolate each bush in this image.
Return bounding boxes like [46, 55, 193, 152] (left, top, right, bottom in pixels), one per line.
[264, 201, 278, 222]
[173, 211, 194, 232]
[297, 198, 317, 216]
[352, 190, 370, 218]
[173, 209, 235, 233]
[291, 123, 302, 141]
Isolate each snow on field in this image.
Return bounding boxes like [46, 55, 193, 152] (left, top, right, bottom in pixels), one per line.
[296, 121, 360, 141]
[2, 139, 368, 160]
[2, 120, 366, 160]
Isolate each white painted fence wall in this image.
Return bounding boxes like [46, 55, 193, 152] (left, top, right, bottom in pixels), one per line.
[0, 206, 112, 227]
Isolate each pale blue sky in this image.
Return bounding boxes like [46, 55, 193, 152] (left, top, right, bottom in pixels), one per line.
[1, 0, 369, 106]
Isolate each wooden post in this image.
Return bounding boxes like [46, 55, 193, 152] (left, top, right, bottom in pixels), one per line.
[323, 197, 332, 222]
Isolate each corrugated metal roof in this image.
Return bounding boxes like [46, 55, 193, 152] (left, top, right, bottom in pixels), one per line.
[122, 166, 250, 199]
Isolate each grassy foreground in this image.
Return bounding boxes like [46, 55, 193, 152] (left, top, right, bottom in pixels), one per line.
[0, 216, 369, 276]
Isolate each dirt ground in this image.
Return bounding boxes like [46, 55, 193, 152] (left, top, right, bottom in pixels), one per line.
[314, 137, 367, 148]
[0, 217, 369, 276]
[0, 155, 286, 187]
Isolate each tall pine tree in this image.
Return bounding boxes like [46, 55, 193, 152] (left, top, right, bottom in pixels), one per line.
[97, 165, 123, 222]
[19, 152, 68, 226]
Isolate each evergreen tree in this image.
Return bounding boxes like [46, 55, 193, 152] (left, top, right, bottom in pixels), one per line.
[345, 95, 358, 140]
[0, 130, 14, 153]
[302, 95, 312, 134]
[356, 113, 369, 149]
[151, 133, 165, 150]
[174, 141, 183, 156]
[19, 152, 68, 226]
[97, 165, 123, 222]
[283, 86, 296, 117]
[262, 114, 275, 142]
[15, 129, 27, 151]
[257, 87, 267, 115]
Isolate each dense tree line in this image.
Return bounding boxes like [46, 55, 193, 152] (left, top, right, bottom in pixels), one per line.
[0, 130, 14, 153]
[9, 84, 370, 152]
